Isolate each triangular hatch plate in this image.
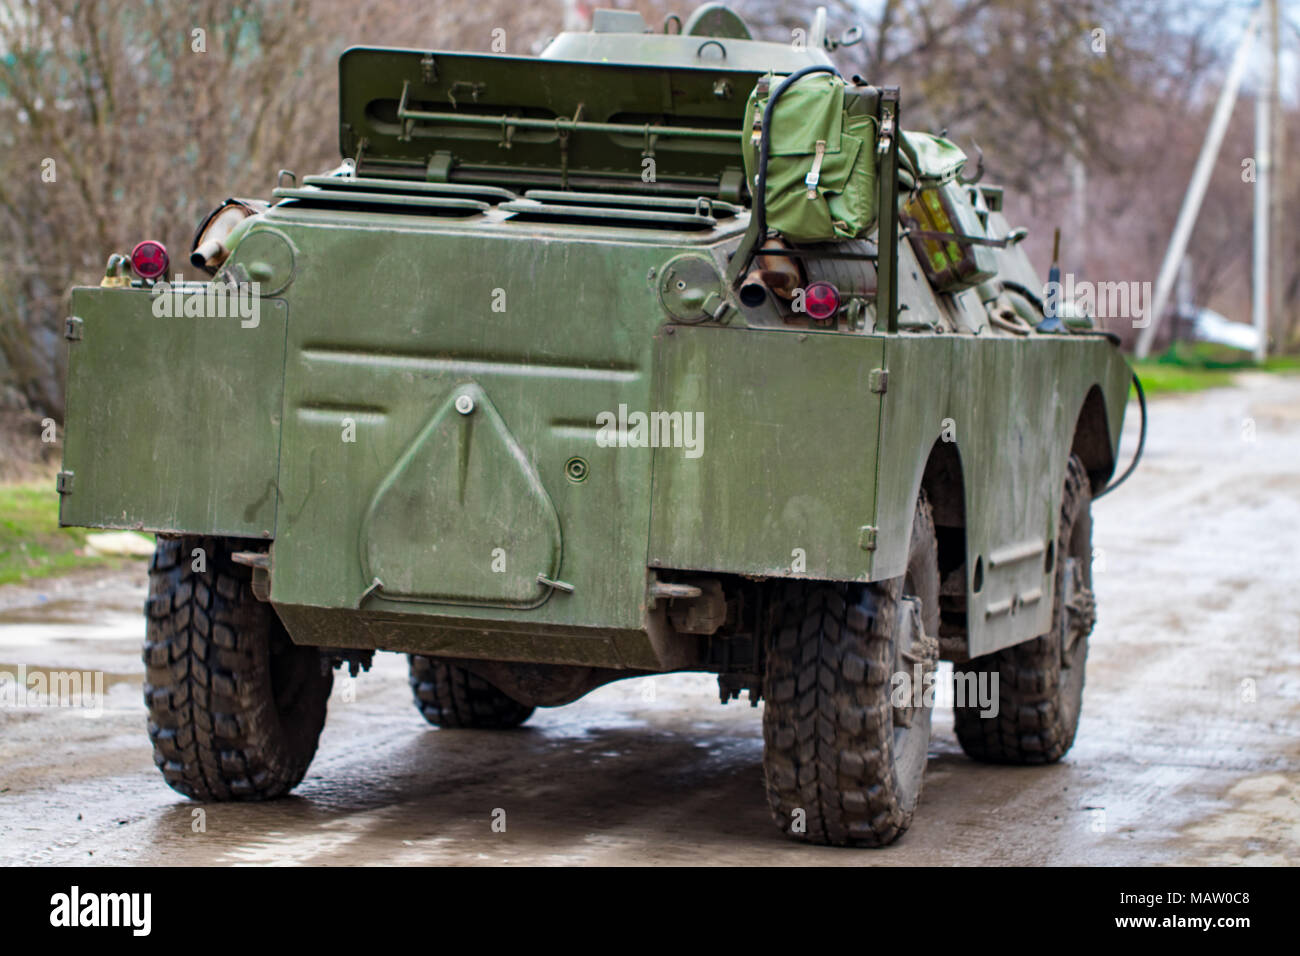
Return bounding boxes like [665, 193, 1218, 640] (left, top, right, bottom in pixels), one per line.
[360, 383, 562, 608]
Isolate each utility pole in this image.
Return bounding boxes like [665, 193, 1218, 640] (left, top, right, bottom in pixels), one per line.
[1252, 0, 1276, 363]
[1176, 256, 1196, 341]
[1136, 4, 1264, 359]
[1269, 0, 1284, 354]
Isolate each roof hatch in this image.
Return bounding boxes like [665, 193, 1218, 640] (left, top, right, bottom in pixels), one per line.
[337, 48, 767, 201]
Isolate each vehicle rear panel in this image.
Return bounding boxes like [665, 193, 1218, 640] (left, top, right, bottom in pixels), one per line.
[59, 289, 287, 537]
[266, 213, 675, 639]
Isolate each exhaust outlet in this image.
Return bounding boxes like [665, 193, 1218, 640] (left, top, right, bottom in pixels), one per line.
[190, 238, 229, 270]
[739, 269, 770, 307]
[738, 237, 802, 308]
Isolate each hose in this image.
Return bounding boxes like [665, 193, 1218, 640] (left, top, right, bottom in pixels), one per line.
[1094, 369, 1147, 500]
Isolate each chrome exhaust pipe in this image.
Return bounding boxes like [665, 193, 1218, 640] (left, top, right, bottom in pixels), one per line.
[190, 238, 229, 270]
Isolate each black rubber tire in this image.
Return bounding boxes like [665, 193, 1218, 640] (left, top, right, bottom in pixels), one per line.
[408, 656, 535, 729]
[762, 493, 940, 847]
[143, 536, 332, 800]
[954, 454, 1094, 764]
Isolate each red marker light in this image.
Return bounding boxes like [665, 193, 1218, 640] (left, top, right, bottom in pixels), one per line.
[130, 240, 169, 280]
[804, 281, 840, 322]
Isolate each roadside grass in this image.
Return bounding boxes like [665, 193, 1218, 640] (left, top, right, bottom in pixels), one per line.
[1130, 361, 1236, 394]
[1261, 355, 1300, 373]
[1132, 342, 1300, 396]
[0, 481, 147, 586]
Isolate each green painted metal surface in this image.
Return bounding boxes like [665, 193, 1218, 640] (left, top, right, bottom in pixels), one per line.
[59, 289, 287, 538]
[870, 334, 1130, 655]
[648, 325, 884, 580]
[258, 209, 717, 643]
[273, 604, 666, 671]
[359, 382, 562, 608]
[338, 48, 774, 197]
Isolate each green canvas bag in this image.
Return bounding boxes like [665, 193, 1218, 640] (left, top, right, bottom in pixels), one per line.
[899, 130, 970, 189]
[741, 73, 879, 244]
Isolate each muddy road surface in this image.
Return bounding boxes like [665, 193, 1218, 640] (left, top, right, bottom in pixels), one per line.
[2, 374, 1298, 865]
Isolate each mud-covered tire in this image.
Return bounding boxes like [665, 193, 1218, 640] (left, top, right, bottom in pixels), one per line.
[408, 656, 535, 729]
[954, 454, 1094, 764]
[762, 494, 940, 847]
[143, 536, 333, 801]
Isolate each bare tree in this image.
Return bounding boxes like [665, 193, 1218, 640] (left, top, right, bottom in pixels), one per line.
[0, 0, 1291, 422]
[0, 0, 562, 419]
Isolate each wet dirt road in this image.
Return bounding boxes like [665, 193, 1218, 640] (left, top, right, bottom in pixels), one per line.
[2, 374, 1298, 866]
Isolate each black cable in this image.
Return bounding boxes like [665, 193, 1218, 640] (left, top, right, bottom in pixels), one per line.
[1094, 369, 1147, 500]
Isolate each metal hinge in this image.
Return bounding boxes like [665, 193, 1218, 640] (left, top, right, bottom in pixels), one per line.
[56, 470, 74, 495]
[650, 581, 703, 600]
[232, 551, 272, 601]
[870, 368, 889, 393]
[64, 317, 83, 341]
[877, 101, 895, 157]
[421, 54, 438, 85]
[858, 525, 878, 551]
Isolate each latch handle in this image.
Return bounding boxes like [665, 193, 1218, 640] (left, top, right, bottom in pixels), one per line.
[537, 573, 575, 594]
[357, 577, 384, 607]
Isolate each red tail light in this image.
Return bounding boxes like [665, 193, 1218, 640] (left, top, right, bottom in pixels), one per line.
[804, 281, 840, 322]
[130, 240, 169, 280]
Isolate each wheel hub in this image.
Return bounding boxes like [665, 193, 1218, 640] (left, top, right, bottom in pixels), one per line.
[1060, 556, 1095, 662]
[893, 595, 937, 729]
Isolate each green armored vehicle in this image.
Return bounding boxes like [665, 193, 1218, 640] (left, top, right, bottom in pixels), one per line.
[59, 4, 1138, 847]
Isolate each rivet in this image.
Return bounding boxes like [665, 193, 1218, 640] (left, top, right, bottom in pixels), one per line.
[455, 394, 474, 415]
